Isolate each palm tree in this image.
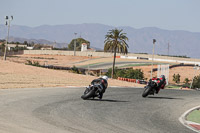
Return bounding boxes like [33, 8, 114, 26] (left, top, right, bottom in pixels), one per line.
[104, 28, 129, 78]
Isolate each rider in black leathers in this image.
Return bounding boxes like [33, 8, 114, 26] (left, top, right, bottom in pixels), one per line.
[91, 76, 108, 99]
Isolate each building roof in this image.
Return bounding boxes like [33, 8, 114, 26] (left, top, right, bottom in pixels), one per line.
[82, 43, 87, 45]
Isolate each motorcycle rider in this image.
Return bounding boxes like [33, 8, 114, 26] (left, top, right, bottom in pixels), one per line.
[152, 75, 166, 94]
[91, 76, 108, 99]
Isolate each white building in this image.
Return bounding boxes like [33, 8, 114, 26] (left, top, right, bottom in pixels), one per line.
[7, 44, 28, 50]
[81, 43, 96, 52]
[81, 43, 88, 51]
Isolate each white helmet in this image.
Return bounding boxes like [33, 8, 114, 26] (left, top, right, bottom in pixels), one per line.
[102, 76, 108, 81]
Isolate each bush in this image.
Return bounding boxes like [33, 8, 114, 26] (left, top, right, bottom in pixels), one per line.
[182, 84, 190, 88]
[192, 75, 200, 89]
[25, 60, 41, 67]
[68, 38, 90, 51]
[106, 68, 144, 79]
[71, 65, 82, 74]
[25, 60, 32, 65]
[184, 78, 190, 84]
[32, 61, 40, 67]
[173, 73, 181, 83]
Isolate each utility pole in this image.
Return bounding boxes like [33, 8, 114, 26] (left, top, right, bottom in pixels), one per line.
[151, 39, 156, 79]
[167, 42, 170, 56]
[4, 15, 13, 61]
[74, 33, 77, 56]
[53, 41, 56, 49]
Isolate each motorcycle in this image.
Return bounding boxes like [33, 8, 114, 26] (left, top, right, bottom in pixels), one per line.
[81, 84, 102, 100]
[142, 79, 158, 98]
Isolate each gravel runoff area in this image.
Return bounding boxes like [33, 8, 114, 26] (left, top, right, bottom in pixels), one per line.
[0, 60, 144, 89]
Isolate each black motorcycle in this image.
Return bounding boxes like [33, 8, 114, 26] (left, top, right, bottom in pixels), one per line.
[142, 79, 158, 97]
[81, 85, 102, 100]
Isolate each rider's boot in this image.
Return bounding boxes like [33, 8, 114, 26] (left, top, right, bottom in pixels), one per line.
[155, 88, 160, 94]
[97, 93, 103, 99]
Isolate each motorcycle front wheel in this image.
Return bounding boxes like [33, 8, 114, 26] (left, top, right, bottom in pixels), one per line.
[81, 87, 96, 100]
[142, 86, 152, 98]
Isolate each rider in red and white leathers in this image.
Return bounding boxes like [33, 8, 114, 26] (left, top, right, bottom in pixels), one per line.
[151, 75, 166, 94]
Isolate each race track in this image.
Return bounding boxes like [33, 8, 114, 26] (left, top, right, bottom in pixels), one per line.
[77, 61, 152, 70]
[0, 87, 199, 133]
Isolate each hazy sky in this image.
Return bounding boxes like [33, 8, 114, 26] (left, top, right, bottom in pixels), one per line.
[0, 0, 200, 32]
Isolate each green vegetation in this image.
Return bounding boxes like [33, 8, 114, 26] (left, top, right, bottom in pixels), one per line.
[70, 65, 82, 74]
[25, 60, 82, 74]
[0, 39, 6, 43]
[118, 63, 151, 68]
[79, 62, 104, 69]
[33, 44, 44, 50]
[158, 54, 190, 58]
[106, 68, 144, 79]
[25, 60, 32, 65]
[0, 43, 5, 52]
[184, 78, 190, 84]
[187, 109, 200, 123]
[166, 85, 181, 89]
[134, 53, 148, 55]
[52, 47, 68, 50]
[68, 38, 90, 51]
[181, 78, 191, 88]
[192, 75, 200, 89]
[12, 44, 27, 52]
[104, 28, 129, 78]
[173, 73, 181, 83]
[25, 60, 41, 67]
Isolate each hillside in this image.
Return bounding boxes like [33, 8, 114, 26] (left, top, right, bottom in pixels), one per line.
[1, 23, 200, 58]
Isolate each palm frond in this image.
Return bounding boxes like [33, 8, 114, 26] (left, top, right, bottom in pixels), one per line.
[104, 28, 129, 54]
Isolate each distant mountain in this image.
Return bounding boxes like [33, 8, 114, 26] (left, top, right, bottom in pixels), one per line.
[7, 36, 66, 48]
[0, 23, 200, 58]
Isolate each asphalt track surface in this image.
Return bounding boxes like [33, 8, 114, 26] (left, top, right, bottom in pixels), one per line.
[78, 61, 152, 70]
[0, 87, 200, 133]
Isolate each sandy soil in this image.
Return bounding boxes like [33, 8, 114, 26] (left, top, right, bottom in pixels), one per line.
[6, 54, 93, 67]
[0, 59, 144, 89]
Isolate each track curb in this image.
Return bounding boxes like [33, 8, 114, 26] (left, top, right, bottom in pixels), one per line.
[179, 105, 200, 133]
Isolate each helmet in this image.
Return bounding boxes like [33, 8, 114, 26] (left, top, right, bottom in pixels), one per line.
[160, 75, 165, 80]
[102, 76, 108, 81]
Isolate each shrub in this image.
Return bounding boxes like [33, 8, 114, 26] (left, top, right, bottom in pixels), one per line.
[192, 75, 200, 89]
[106, 68, 144, 79]
[25, 60, 32, 65]
[32, 61, 40, 67]
[25, 60, 41, 67]
[184, 78, 190, 84]
[71, 65, 82, 74]
[173, 73, 181, 83]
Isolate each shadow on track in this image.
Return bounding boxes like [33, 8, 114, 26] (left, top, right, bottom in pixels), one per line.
[147, 96, 183, 100]
[86, 99, 129, 102]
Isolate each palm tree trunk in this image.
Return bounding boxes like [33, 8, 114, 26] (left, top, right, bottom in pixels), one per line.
[112, 48, 117, 78]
